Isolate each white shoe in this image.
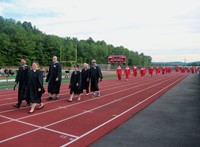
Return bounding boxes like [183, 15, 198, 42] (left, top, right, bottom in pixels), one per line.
[92, 93, 96, 98]
[97, 91, 100, 97]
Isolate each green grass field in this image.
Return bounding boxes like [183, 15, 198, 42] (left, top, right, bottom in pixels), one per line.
[0, 73, 117, 90]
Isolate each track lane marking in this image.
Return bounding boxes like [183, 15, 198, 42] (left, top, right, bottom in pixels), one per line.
[0, 79, 136, 105]
[0, 74, 187, 144]
[61, 75, 187, 146]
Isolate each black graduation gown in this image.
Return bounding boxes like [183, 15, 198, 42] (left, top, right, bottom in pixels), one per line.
[15, 65, 29, 103]
[81, 69, 90, 92]
[70, 70, 82, 94]
[27, 70, 44, 103]
[89, 66, 103, 91]
[46, 61, 62, 94]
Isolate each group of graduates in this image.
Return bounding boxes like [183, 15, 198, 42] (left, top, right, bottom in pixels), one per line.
[176, 66, 199, 74]
[116, 64, 158, 81]
[13, 56, 103, 114]
[13, 57, 45, 114]
[67, 60, 103, 102]
[116, 64, 199, 81]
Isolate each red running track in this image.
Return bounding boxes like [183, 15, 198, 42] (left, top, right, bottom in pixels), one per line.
[0, 73, 188, 147]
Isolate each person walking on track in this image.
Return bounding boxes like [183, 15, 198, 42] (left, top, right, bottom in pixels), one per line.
[46, 56, 62, 100]
[27, 62, 45, 114]
[81, 63, 90, 95]
[13, 56, 30, 108]
[68, 64, 82, 102]
[89, 59, 103, 97]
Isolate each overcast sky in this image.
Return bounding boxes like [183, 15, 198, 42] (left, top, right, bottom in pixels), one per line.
[0, 0, 200, 62]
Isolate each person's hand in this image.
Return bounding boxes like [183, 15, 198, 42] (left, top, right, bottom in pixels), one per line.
[38, 88, 41, 92]
[55, 77, 59, 81]
[76, 83, 79, 86]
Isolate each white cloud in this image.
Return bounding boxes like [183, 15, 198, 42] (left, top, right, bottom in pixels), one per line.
[1, 0, 200, 62]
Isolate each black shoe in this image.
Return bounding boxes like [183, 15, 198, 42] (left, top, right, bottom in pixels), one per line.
[55, 97, 59, 100]
[37, 105, 44, 110]
[28, 110, 34, 114]
[46, 97, 53, 100]
[67, 99, 72, 102]
[13, 104, 20, 108]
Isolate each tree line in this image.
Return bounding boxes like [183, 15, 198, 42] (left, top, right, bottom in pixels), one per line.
[0, 16, 152, 67]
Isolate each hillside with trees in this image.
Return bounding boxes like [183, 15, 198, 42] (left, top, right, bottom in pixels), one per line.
[0, 16, 152, 67]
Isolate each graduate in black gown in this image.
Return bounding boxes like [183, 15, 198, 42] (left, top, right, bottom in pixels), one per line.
[46, 56, 62, 100]
[81, 63, 90, 95]
[89, 59, 103, 97]
[13, 56, 30, 108]
[27, 62, 45, 114]
[68, 64, 82, 102]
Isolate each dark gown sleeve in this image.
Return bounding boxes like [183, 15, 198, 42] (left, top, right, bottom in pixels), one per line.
[87, 69, 90, 80]
[97, 66, 103, 80]
[46, 64, 51, 82]
[37, 70, 45, 96]
[37, 70, 43, 89]
[57, 63, 62, 81]
[69, 71, 74, 89]
[78, 71, 82, 90]
[89, 67, 92, 79]
[70, 71, 74, 85]
[25, 66, 30, 87]
[15, 67, 21, 83]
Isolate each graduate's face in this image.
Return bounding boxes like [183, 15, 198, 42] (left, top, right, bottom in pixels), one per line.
[92, 61, 96, 66]
[32, 63, 37, 70]
[83, 63, 87, 69]
[52, 56, 57, 63]
[21, 59, 26, 65]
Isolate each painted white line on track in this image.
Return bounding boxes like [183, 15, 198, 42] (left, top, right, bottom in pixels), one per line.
[0, 78, 118, 98]
[0, 114, 78, 143]
[0, 74, 186, 144]
[0, 76, 161, 112]
[0, 79, 129, 104]
[61, 75, 187, 147]
[0, 74, 179, 121]
[12, 75, 175, 120]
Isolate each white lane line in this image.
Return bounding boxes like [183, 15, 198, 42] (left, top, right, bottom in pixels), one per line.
[0, 76, 158, 113]
[0, 75, 186, 144]
[61, 75, 186, 147]
[14, 76, 171, 120]
[0, 78, 118, 98]
[0, 80, 127, 105]
[0, 128, 41, 143]
[0, 74, 178, 122]
[43, 75, 186, 128]
[0, 115, 78, 144]
[0, 88, 67, 98]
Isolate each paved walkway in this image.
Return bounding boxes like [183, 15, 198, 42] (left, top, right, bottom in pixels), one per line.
[92, 74, 200, 147]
